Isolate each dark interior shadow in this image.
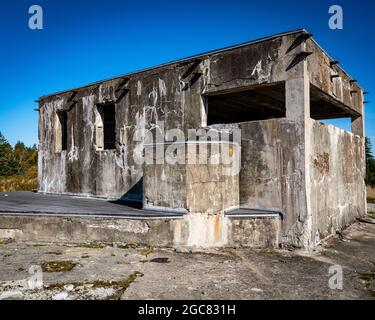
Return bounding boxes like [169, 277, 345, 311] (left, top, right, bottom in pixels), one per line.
[109, 177, 143, 209]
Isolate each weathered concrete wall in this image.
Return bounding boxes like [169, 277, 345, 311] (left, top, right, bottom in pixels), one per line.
[39, 71, 190, 199]
[38, 31, 307, 199]
[306, 40, 363, 116]
[143, 140, 240, 248]
[36, 30, 366, 249]
[238, 119, 306, 246]
[308, 121, 366, 245]
[227, 217, 280, 248]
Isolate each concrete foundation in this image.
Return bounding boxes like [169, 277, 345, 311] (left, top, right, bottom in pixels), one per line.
[0, 213, 280, 249]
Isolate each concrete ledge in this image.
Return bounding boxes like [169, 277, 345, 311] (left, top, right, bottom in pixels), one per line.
[0, 212, 281, 249]
[0, 214, 177, 246]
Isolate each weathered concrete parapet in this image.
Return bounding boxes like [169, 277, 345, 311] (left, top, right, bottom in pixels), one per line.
[307, 121, 366, 245]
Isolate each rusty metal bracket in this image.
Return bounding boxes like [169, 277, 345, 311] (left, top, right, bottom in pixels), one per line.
[181, 59, 202, 80]
[115, 77, 130, 93]
[330, 61, 339, 66]
[182, 72, 203, 91]
[115, 88, 130, 102]
[286, 51, 313, 71]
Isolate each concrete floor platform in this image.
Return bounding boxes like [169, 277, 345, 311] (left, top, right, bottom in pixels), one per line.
[0, 192, 183, 219]
[0, 192, 280, 248]
[1, 221, 374, 300]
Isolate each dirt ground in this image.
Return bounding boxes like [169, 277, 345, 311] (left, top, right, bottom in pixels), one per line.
[0, 219, 374, 300]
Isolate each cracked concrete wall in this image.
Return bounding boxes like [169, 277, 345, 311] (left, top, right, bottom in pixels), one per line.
[238, 119, 305, 244]
[308, 121, 366, 245]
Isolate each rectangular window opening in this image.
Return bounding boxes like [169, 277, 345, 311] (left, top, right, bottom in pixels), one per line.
[310, 84, 358, 133]
[102, 103, 116, 150]
[56, 111, 67, 152]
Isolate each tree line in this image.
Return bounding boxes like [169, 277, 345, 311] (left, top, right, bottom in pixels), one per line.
[0, 132, 37, 177]
[366, 137, 375, 187]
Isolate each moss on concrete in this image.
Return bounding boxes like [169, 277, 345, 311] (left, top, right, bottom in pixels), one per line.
[41, 260, 77, 272]
[140, 245, 154, 257]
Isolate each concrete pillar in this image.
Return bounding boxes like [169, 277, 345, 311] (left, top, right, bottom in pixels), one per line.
[351, 91, 365, 137]
[285, 70, 310, 122]
[283, 51, 312, 247]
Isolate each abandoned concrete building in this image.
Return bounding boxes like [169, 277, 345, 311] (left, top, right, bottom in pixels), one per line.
[0, 29, 367, 249]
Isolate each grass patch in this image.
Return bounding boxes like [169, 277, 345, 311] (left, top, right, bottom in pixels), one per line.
[0, 238, 14, 245]
[0, 175, 37, 192]
[140, 245, 154, 258]
[105, 271, 144, 300]
[111, 253, 116, 257]
[77, 241, 109, 249]
[117, 243, 138, 249]
[0, 174, 37, 192]
[41, 260, 77, 272]
[367, 186, 375, 203]
[45, 271, 144, 300]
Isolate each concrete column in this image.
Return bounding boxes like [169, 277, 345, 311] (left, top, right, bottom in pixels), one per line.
[285, 71, 310, 122]
[351, 91, 365, 137]
[283, 53, 312, 248]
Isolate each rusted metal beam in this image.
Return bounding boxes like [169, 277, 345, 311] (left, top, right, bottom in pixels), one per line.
[330, 61, 339, 66]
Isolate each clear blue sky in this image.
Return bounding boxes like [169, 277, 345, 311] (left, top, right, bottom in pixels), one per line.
[0, 0, 374, 149]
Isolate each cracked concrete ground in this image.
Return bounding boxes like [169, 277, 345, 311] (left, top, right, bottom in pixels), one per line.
[0, 219, 374, 300]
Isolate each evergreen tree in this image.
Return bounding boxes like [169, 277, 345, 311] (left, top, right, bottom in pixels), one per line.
[0, 132, 22, 176]
[365, 137, 375, 187]
[365, 137, 373, 160]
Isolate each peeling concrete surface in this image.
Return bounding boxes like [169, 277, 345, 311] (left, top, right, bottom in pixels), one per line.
[0, 221, 374, 300]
